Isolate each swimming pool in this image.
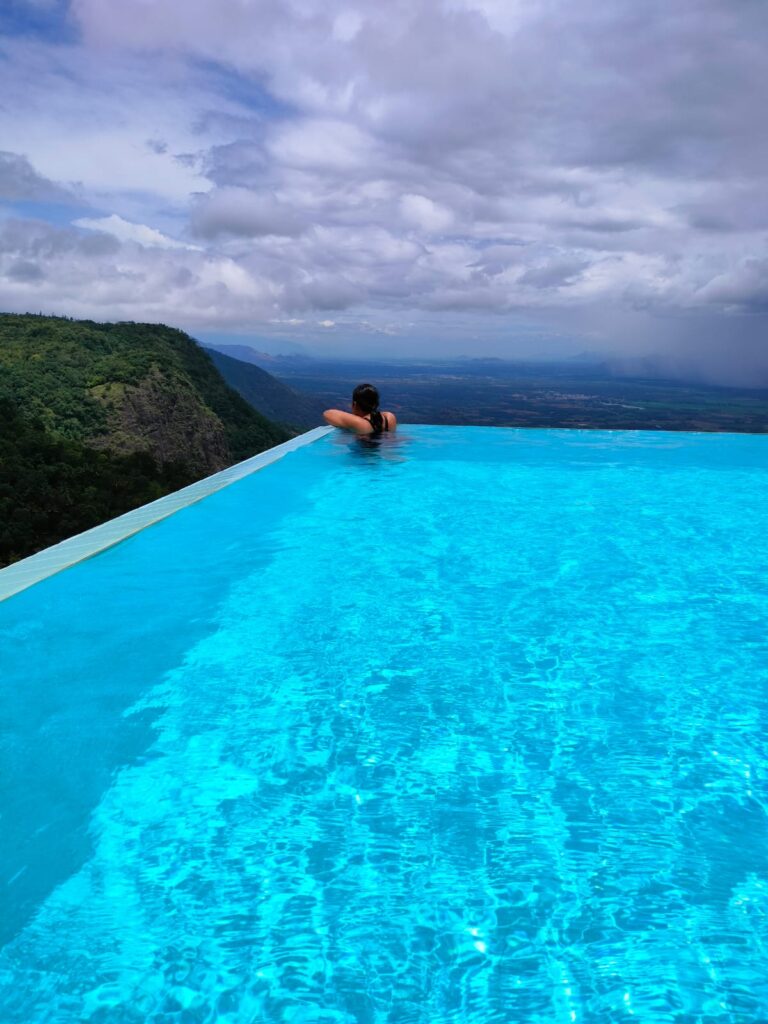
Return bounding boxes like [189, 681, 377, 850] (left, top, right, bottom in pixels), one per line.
[1, 425, 767, 1022]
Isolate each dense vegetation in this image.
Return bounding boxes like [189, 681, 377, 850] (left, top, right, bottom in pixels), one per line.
[0, 397, 192, 564]
[0, 314, 291, 566]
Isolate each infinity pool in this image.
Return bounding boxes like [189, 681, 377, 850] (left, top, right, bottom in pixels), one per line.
[2, 426, 768, 1022]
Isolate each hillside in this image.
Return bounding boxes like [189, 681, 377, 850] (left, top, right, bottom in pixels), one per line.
[200, 343, 279, 366]
[0, 314, 291, 566]
[204, 347, 324, 429]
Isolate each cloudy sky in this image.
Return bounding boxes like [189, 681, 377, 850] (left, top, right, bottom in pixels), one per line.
[0, 0, 766, 376]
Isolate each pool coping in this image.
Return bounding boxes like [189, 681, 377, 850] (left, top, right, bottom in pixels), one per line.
[0, 426, 333, 602]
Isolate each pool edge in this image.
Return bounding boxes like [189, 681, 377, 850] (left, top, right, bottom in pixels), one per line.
[0, 426, 333, 602]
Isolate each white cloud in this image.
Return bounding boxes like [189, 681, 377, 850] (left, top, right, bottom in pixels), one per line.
[400, 194, 454, 234]
[332, 10, 363, 42]
[267, 119, 380, 173]
[0, 40, 217, 203]
[74, 214, 199, 250]
[0, 218, 277, 326]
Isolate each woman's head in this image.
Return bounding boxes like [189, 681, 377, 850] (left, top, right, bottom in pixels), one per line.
[352, 383, 380, 415]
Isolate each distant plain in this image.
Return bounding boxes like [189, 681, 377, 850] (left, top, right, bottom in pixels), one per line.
[240, 354, 768, 434]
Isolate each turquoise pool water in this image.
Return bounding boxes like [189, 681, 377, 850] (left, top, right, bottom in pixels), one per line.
[2, 425, 768, 1023]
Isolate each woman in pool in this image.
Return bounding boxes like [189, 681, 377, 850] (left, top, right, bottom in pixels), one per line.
[323, 383, 397, 435]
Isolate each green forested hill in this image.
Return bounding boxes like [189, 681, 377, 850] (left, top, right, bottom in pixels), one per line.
[205, 347, 325, 429]
[0, 314, 291, 566]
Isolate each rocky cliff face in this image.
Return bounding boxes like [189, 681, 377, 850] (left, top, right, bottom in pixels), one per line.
[89, 370, 231, 477]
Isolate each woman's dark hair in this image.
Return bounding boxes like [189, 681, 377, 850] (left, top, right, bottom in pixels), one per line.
[352, 383, 383, 430]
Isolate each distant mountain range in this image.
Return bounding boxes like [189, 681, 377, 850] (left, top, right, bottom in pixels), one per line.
[0, 314, 294, 565]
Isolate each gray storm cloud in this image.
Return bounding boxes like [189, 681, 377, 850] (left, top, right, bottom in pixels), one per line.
[0, 0, 766, 378]
[190, 188, 307, 239]
[0, 151, 74, 202]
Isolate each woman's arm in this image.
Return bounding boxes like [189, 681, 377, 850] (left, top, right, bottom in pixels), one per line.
[323, 409, 372, 433]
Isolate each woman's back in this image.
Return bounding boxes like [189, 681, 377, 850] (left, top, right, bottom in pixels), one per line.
[323, 383, 397, 435]
[365, 409, 395, 434]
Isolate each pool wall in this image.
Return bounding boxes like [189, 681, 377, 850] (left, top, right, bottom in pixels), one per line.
[0, 426, 332, 602]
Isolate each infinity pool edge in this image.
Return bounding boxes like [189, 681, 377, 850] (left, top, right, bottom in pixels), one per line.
[0, 426, 333, 602]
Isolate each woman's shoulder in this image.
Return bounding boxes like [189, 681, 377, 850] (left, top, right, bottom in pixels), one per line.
[382, 410, 397, 430]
